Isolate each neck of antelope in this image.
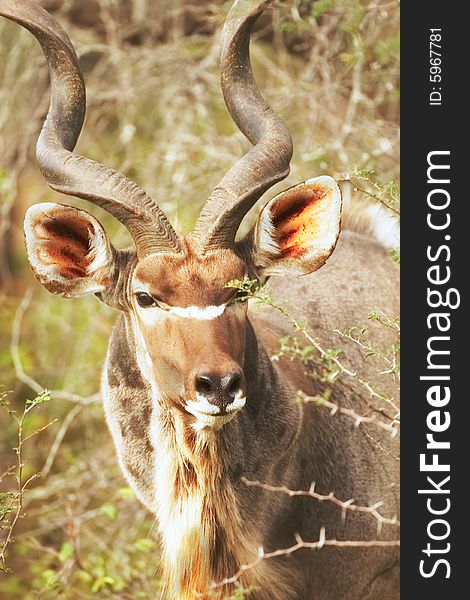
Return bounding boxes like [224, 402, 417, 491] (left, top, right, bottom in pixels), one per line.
[151, 321, 303, 599]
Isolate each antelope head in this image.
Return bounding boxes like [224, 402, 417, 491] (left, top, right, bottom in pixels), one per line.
[2, 0, 341, 431]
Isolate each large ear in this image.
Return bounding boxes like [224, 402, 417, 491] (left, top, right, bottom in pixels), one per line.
[241, 176, 342, 277]
[24, 203, 116, 298]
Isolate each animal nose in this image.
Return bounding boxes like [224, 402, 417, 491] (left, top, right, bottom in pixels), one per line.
[195, 371, 244, 411]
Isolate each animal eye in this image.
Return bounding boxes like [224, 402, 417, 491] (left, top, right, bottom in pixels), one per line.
[136, 292, 156, 308]
[234, 290, 247, 303]
[229, 289, 249, 304]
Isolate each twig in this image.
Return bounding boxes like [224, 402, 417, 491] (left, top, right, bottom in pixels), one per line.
[42, 404, 83, 477]
[297, 391, 399, 438]
[348, 182, 401, 215]
[0, 393, 54, 565]
[210, 528, 400, 590]
[299, 326, 400, 416]
[364, 431, 400, 462]
[231, 281, 400, 418]
[334, 327, 400, 380]
[242, 478, 399, 533]
[0, 465, 15, 484]
[22, 420, 58, 445]
[10, 289, 100, 406]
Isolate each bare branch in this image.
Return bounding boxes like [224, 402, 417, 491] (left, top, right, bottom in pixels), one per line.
[242, 478, 399, 533]
[209, 527, 400, 591]
[41, 404, 83, 478]
[297, 391, 399, 439]
[22, 419, 59, 445]
[10, 289, 100, 406]
[364, 431, 400, 462]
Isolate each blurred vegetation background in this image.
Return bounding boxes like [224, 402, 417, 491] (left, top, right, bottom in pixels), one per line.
[0, 0, 399, 597]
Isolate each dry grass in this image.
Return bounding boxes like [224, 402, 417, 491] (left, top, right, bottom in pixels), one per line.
[0, 1, 399, 597]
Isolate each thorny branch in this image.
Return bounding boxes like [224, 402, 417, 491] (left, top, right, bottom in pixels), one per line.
[364, 431, 400, 462]
[229, 279, 400, 420]
[209, 527, 400, 591]
[297, 391, 399, 438]
[298, 323, 400, 417]
[242, 478, 400, 534]
[0, 390, 56, 568]
[334, 326, 400, 379]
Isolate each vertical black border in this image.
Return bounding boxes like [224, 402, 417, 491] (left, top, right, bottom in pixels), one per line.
[401, 3, 466, 596]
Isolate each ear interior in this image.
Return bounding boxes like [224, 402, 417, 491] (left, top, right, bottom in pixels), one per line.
[255, 176, 342, 275]
[25, 203, 113, 297]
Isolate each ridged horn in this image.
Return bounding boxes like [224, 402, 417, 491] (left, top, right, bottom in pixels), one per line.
[192, 0, 293, 251]
[0, 0, 182, 257]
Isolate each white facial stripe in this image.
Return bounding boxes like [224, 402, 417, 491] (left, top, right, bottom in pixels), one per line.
[168, 304, 226, 319]
[135, 300, 228, 321]
[185, 393, 246, 430]
[130, 314, 157, 385]
[132, 277, 229, 320]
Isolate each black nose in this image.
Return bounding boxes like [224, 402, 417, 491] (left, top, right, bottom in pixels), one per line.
[195, 371, 243, 411]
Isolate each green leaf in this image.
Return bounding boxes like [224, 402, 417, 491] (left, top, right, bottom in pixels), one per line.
[41, 569, 57, 588]
[313, 0, 334, 18]
[388, 248, 400, 264]
[133, 538, 157, 553]
[58, 541, 74, 562]
[77, 570, 93, 584]
[25, 389, 51, 408]
[116, 486, 135, 500]
[100, 503, 117, 520]
[91, 576, 115, 593]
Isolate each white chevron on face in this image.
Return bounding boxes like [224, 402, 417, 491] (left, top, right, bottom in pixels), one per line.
[186, 392, 246, 430]
[167, 304, 227, 319]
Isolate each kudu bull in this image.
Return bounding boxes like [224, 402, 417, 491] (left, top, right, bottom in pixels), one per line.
[1, 0, 399, 598]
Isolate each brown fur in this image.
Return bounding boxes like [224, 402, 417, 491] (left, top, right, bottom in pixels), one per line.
[133, 243, 246, 307]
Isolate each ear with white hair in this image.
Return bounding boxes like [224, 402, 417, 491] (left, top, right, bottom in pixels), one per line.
[24, 203, 116, 298]
[240, 176, 342, 277]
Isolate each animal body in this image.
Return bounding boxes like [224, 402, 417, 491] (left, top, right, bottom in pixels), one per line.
[1, 0, 399, 598]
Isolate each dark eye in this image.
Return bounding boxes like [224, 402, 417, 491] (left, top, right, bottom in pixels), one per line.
[229, 289, 249, 304]
[136, 292, 156, 308]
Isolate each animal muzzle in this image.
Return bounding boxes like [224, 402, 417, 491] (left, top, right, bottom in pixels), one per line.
[185, 367, 246, 428]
